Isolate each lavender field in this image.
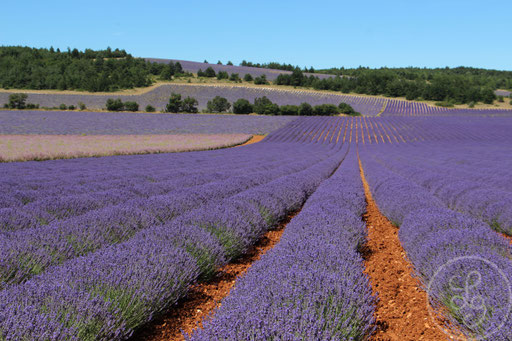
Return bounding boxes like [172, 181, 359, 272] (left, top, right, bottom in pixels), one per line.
[0, 110, 296, 135]
[2, 111, 512, 340]
[0, 134, 252, 162]
[3, 83, 512, 117]
[144, 58, 335, 81]
[0, 84, 386, 115]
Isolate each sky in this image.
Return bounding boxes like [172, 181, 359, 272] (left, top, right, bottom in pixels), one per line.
[1, 0, 511, 70]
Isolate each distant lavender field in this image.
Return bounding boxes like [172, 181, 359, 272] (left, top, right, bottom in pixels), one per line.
[0, 110, 296, 135]
[0, 84, 385, 115]
[0, 134, 252, 162]
[495, 90, 511, 97]
[145, 58, 335, 81]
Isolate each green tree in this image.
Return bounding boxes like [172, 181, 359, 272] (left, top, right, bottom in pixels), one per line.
[280, 105, 299, 115]
[204, 67, 216, 78]
[243, 74, 253, 82]
[298, 102, 313, 116]
[207, 96, 231, 113]
[313, 104, 339, 116]
[145, 105, 156, 112]
[254, 75, 268, 85]
[253, 96, 279, 115]
[165, 93, 182, 113]
[181, 96, 198, 113]
[233, 99, 253, 114]
[217, 71, 229, 80]
[7, 93, 28, 109]
[124, 101, 139, 111]
[338, 102, 360, 116]
[105, 98, 124, 111]
[229, 73, 240, 82]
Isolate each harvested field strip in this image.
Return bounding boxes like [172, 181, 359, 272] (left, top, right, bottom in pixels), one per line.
[133, 212, 296, 341]
[358, 158, 450, 340]
[0, 134, 253, 162]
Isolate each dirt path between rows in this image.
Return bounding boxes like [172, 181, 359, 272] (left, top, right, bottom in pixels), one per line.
[131, 212, 296, 341]
[236, 134, 265, 147]
[358, 159, 456, 341]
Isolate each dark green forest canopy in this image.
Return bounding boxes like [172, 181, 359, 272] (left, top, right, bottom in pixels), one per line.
[0, 46, 154, 92]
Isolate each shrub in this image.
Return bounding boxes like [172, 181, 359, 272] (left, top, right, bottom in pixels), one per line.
[298, 102, 313, 116]
[182, 96, 198, 113]
[124, 101, 139, 112]
[468, 101, 476, 108]
[204, 67, 216, 78]
[26, 103, 39, 109]
[313, 104, 339, 116]
[254, 75, 268, 85]
[498, 95, 504, 102]
[229, 73, 240, 82]
[253, 96, 279, 115]
[8, 93, 28, 109]
[206, 96, 231, 113]
[145, 105, 156, 112]
[59, 104, 68, 110]
[68, 105, 76, 110]
[78, 102, 86, 110]
[165, 93, 182, 113]
[233, 99, 253, 114]
[217, 71, 229, 80]
[243, 74, 253, 82]
[279, 105, 299, 116]
[338, 102, 360, 116]
[106, 98, 125, 111]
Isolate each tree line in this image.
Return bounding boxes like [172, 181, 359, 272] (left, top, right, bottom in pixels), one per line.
[161, 94, 360, 116]
[0, 46, 192, 92]
[240, 60, 315, 73]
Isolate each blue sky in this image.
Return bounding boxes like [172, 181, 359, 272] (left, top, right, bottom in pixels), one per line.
[1, 0, 510, 70]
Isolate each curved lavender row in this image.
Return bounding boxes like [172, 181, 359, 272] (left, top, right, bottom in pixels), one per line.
[0, 146, 293, 205]
[0, 146, 344, 340]
[382, 99, 512, 117]
[368, 143, 512, 234]
[0, 146, 332, 287]
[0, 110, 296, 135]
[191, 150, 376, 340]
[1, 146, 319, 230]
[144, 58, 335, 81]
[359, 149, 512, 340]
[374, 142, 512, 193]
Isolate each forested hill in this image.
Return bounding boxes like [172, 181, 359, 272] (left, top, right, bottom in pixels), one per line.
[0, 46, 154, 92]
[310, 66, 512, 103]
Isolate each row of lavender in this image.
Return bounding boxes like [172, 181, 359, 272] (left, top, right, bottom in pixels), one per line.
[360, 146, 512, 340]
[265, 116, 512, 145]
[191, 149, 376, 340]
[0, 143, 332, 286]
[368, 142, 512, 235]
[0, 128, 350, 339]
[382, 98, 512, 116]
[0, 84, 385, 115]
